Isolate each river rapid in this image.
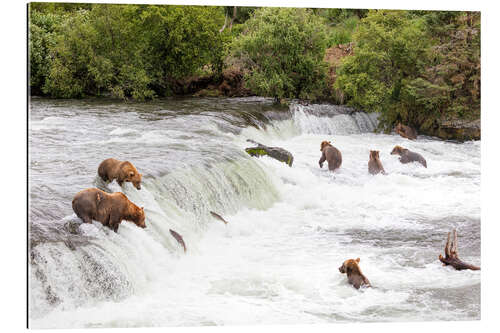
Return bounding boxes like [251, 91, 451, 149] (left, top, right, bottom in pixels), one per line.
[28, 97, 480, 328]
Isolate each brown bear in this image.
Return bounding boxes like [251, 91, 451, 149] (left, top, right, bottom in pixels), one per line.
[390, 145, 427, 168]
[394, 123, 417, 140]
[338, 258, 371, 289]
[98, 158, 142, 190]
[368, 150, 386, 175]
[72, 188, 146, 232]
[319, 141, 342, 171]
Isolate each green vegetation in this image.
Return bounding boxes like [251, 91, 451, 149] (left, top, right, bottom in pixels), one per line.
[29, 4, 480, 133]
[230, 8, 329, 101]
[334, 10, 480, 132]
[30, 3, 226, 100]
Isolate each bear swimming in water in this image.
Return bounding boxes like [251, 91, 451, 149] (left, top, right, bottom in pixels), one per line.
[72, 188, 146, 232]
[338, 258, 371, 289]
[319, 141, 342, 171]
[98, 158, 142, 190]
[390, 145, 427, 168]
[368, 150, 386, 175]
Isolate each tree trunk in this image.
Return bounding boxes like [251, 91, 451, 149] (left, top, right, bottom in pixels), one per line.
[438, 229, 480, 270]
[229, 7, 237, 31]
[219, 13, 228, 33]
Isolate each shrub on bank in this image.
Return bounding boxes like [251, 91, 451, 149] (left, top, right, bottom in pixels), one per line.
[230, 7, 330, 101]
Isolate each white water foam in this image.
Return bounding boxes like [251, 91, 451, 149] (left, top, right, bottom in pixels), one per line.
[29, 103, 480, 328]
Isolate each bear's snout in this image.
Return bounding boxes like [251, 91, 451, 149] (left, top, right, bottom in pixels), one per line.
[136, 184, 141, 190]
[339, 266, 345, 273]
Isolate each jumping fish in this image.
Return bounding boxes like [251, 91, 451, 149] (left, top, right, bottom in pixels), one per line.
[210, 211, 228, 225]
[169, 229, 186, 253]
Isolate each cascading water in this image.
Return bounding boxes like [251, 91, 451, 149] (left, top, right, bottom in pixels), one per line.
[29, 98, 480, 328]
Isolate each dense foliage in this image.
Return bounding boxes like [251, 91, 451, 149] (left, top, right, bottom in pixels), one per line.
[29, 4, 480, 130]
[230, 8, 329, 101]
[335, 10, 480, 131]
[30, 4, 225, 99]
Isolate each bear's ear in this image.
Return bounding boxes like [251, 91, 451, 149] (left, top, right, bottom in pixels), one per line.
[356, 258, 360, 263]
[141, 206, 144, 211]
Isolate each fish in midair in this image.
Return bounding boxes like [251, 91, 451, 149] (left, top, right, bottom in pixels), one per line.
[169, 229, 186, 253]
[210, 211, 228, 225]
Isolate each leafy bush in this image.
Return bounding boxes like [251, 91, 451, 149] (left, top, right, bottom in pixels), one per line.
[29, 10, 64, 94]
[327, 16, 359, 46]
[34, 4, 226, 100]
[230, 7, 329, 101]
[335, 10, 480, 131]
[335, 10, 431, 130]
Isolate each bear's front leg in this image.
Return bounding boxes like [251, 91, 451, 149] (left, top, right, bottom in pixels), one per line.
[319, 153, 326, 168]
[109, 213, 122, 233]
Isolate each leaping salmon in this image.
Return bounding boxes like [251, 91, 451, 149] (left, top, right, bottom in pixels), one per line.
[169, 229, 186, 253]
[210, 211, 228, 225]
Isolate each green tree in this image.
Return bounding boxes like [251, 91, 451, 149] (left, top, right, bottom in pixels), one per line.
[137, 5, 226, 95]
[231, 7, 329, 101]
[335, 10, 480, 132]
[335, 10, 431, 130]
[40, 4, 225, 99]
[29, 9, 64, 95]
[43, 5, 154, 99]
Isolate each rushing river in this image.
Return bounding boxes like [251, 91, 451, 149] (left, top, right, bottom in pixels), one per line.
[28, 97, 480, 328]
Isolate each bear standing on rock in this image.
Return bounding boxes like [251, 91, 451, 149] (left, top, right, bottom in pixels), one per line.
[319, 140, 342, 171]
[391, 146, 427, 168]
[339, 258, 371, 289]
[98, 158, 142, 190]
[368, 150, 386, 175]
[72, 188, 146, 232]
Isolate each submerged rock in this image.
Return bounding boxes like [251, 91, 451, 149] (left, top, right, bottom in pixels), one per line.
[245, 139, 294, 167]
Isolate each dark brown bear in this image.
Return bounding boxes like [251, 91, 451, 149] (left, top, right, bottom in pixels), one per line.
[368, 150, 386, 175]
[391, 145, 427, 168]
[338, 258, 371, 289]
[394, 123, 417, 140]
[319, 141, 342, 171]
[98, 158, 142, 190]
[72, 188, 146, 232]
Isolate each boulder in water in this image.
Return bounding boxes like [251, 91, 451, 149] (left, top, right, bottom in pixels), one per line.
[245, 139, 293, 167]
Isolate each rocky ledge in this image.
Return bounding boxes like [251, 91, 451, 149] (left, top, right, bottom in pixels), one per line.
[425, 118, 480, 141]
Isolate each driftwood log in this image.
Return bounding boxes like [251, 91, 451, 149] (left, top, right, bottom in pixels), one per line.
[438, 229, 480, 271]
[245, 139, 294, 167]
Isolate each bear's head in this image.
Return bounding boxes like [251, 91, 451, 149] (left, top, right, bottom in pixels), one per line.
[339, 258, 361, 274]
[394, 123, 403, 132]
[369, 150, 380, 160]
[390, 145, 406, 155]
[134, 206, 146, 228]
[127, 171, 142, 190]
[320, 140, 332, 152]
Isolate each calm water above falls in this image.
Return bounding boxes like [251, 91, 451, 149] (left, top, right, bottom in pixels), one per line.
[29, 97, 480, 328]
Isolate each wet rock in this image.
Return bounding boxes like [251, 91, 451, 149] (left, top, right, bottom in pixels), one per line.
[428, 118, 481, 141]
[245, 139, 294, 167]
